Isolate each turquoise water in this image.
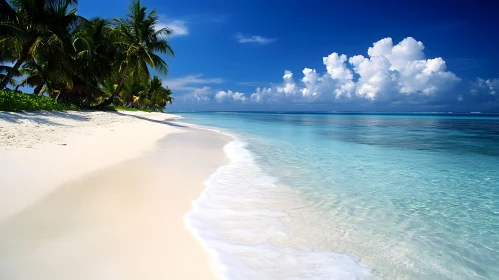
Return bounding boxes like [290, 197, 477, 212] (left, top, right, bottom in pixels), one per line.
[182, 113, 499, 280]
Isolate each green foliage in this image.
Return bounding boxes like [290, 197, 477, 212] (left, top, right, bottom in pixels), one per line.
[0, 89, 77, 111]
[0, 0, 175, 112]
[0, 0, 86, 89]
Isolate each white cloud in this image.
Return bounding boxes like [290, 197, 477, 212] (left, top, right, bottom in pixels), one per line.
[215, 90, 247, 103]
[371, 37, 425, 70]
[323, 53, 353, 80]
[163, 74, 224, 91]
[175, 86, 216, 103]
[250, 87, 273, 103]
[235, 33, 277, 44]
[156, 19, 188, 37]
[472, 78, 499, 95]
[301, 68, 321, 97]
[183, 37, 462, 106]
[322, 53, 356, 98]
[192, 86, 212, 101]
[277, 70, 297, 95]
[250, 37, 459, 104]
[396, 57, 458, 95]
[349, 55, 391, 100]
[346, 37, 460, 100]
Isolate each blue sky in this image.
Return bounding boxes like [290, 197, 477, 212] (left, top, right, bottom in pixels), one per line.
[78, 0, 499, 112]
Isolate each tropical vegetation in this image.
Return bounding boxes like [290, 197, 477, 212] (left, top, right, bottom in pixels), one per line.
[0, 88, 77, 111]
[0, 0, 174, 112]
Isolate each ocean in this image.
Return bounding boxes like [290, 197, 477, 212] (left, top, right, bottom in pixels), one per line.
[182, 112, 499, 280]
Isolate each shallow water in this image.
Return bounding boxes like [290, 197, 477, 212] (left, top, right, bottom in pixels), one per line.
[183, 113, 499, 280]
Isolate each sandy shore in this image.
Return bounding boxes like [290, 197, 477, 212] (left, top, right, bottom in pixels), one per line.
[0, 110, 229, 279]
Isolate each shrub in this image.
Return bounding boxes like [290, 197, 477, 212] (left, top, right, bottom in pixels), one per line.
[0, 89, 78, 112]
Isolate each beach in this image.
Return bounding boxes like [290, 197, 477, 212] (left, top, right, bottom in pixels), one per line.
[0, 111, 229, 280]
[2, 111, 499, 280]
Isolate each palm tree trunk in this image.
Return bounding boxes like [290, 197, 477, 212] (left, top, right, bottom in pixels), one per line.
[0, 43, 31, 89]
[94, 68, 127, 108]
[0, 56, 25, 90]
[33, 82, 44, 95]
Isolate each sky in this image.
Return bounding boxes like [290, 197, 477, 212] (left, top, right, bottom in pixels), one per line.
[78, 0, 499, 112]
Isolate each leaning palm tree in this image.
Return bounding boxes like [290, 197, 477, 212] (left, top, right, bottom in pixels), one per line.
[0, 0, 86, 89]
[94, 0, 174, 107]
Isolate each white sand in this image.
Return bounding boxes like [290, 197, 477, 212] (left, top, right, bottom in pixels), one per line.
[0, 110, 229, 279]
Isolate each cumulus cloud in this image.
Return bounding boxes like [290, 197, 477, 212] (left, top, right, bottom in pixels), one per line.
[191, 86, 212, 101]
[472, 78, 499, 95]
[323, 53, 353, 80]
[301, 68, 321, 97]
[348, 54, 391, 99]
[176, 37, 466, 109]
[321, 53, 355, 98]
[346, 38, 460, 100]
[215, 90, 247, 103]
[247, 37, 461, 104]
[368, 37, 425, 70]
[156, 18, 188, 37]
[456, 77, 499, 110]
[235, 33, 277, 44]
[277, 70, 297, 95]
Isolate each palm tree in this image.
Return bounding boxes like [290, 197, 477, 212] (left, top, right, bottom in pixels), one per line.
[0, 0, 86, 89]
[54, 18, 118, 105]
[151, 86, 173, 111]
[94, 0, 174, 107]
[73, 19, 116, 84]
[148, 76, 173, 110]
[0, 64, 19, 88]
[18, 56, 60, 95]
[19, 61, 46, 95]
[125, 76, 173, 111]
[120, 75, 146, 107]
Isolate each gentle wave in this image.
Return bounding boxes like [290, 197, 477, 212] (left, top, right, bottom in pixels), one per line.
[185, 139, 373, 279]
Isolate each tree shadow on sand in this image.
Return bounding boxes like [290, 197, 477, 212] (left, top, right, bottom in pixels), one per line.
[0, 110, 188, 129]
[0, 111, 91, 126]
[112, 111, 188, 128]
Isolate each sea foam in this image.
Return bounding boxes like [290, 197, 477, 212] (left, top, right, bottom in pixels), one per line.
[185, 140, 373, 279]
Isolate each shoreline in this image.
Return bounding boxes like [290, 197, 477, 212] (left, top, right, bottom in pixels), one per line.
[0, 111, 230, 279]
